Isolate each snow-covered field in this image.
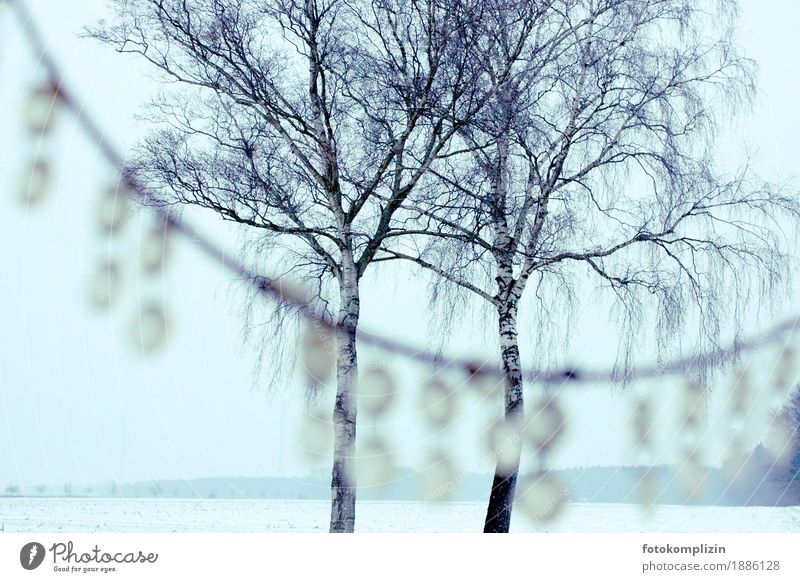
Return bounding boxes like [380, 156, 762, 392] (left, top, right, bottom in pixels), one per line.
[1, 498, 799, 533]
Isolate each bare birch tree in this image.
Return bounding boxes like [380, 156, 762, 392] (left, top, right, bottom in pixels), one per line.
[380, 0, 798, 532]
[90, 0, 477, 532]
[88, 0, 534, 532]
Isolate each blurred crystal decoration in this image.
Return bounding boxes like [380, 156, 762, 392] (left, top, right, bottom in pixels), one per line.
[524, 394, 566, 452]
[761, 343, 798, 462]
[87, 260, 122, 310]
[466, 360, 503, 396]
[722, 369, 752, 483]
[24, 81, 59, 135]
[140, 220, 171, 273]
[95, 184, 131, 234]
[679, 379, 705, 431]
[358, 368, 397, 416]
[631, 396, 657, 512]
[130, 302, 169, 354]
[729, 369, 752, 418]
[635, 470, 658, 510]
[632, 397, 653, 447]
[769, 345, 798, 408]
[18, 158, 52, 206]
[518, 471, 568, 525]
[300, 324, 334, 384]
[676, 380, 707, 497]
[417, 450, 459, 502]
[419, 377, 457, 427]
[355, 437, 394, 489]
[273, 277, 311, 306]
[761, 413, 794, 463]
[297, 406, 333, 461]
[485, 420, 522, 473]
[677, 451, 707, 500]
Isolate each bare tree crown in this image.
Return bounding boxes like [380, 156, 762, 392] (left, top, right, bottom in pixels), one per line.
[89, 0, 542, 297]
[382, 0, 798, 375]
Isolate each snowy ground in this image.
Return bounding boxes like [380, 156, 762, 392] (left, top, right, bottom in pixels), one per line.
[1, 498, 799, 533]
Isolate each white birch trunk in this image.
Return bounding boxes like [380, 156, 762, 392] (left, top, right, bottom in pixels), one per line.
[482, 121, 525, 532]
[329, 251, 360, 533]
[483, 301, 524, 533]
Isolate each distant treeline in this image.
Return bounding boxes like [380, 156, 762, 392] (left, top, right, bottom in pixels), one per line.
[3, 445, 798, 506]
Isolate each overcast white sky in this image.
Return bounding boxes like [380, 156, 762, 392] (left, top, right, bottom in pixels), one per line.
[1, 1, 799, 490]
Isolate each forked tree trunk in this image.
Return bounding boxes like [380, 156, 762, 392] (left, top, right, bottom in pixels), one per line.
[483, 302, 524, 533]
[329, 259, 360, 533]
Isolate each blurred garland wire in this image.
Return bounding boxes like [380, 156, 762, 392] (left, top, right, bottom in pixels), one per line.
[3, 0, 800, 388]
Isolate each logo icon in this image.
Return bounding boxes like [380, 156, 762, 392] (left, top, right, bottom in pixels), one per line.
[20, 542, 46, 570]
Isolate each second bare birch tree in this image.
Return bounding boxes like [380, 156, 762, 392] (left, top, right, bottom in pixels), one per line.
[381, 0, 797, 532]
